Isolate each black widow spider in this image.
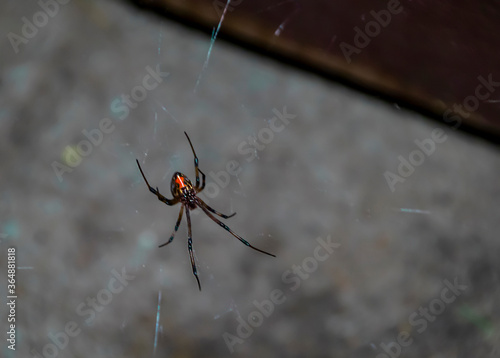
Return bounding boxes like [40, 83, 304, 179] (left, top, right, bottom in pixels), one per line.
[136, 132, 275, 290]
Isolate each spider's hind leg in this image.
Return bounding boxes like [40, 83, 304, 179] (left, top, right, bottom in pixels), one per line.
[196, 197, 236, 219]
[159, 205, 184, 248]
[198, 204, 275, 257]
[185, 207, 202, 291]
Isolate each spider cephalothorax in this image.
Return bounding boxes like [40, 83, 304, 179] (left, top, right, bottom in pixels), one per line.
[136, 132, 275, 290]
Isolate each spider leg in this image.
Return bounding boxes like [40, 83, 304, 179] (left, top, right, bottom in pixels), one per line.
[185, 207, 202, 291]
[198, 205, 275, 257]
[197, 168, 206, 193]
[136, 159, 178, 206]
[196, 197, 236, 219]
[159, 205, 184, 248]
[184, 132, 205, 192]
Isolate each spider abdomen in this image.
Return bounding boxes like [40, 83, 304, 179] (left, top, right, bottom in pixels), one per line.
[171, 172, 197, 208]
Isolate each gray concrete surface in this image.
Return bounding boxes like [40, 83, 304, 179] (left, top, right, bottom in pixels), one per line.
[1, 1, 499, 357]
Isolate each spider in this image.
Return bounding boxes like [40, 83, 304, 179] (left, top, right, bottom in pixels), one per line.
[136, 132, 275, 290]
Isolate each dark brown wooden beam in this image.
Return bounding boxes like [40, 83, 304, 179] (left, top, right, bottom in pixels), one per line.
[129, 0, 500, 143]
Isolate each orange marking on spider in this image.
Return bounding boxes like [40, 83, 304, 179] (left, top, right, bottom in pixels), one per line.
[175, 175, 186, 189]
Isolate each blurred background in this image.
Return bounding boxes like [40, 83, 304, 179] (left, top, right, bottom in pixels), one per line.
[1, 0, 499, 357]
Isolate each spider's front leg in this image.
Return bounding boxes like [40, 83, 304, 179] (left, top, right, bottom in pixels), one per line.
[184, 132, 206, 193]
[196, 168, 206, 193]
[136, 159, 178, 206]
